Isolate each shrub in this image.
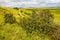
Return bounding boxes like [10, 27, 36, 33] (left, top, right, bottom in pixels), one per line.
[49, 24, 60, 40]
[19, 9, 60, 40]
[14, 7, 19, 10]
[20, 9, 54, 34]
[4, 14, 16, 24]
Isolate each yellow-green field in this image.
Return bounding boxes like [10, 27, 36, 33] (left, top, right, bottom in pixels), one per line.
[51, 9, 60, 24]
[0, 7, 60, 40]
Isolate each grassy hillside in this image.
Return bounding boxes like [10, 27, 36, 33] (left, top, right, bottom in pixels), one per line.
[51, 9, 60, 24]
[0, 7, 60, 40]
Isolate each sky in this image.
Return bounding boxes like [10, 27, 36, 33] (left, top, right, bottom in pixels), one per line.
[0, 0, 60, 7]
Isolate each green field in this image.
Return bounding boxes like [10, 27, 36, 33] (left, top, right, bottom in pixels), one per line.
[0, 7, 60, 40]
[51, 10, 60, 24]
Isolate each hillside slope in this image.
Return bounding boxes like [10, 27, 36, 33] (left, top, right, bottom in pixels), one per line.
[0, 7, 60, 40]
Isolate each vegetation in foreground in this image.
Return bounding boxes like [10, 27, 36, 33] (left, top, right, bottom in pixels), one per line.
[0, 7, 60, 40]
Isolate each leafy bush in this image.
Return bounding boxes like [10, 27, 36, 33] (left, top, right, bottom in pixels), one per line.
[49, 24, 60, 40]
[20, 9, 54, 34]
[14, 7, 19, 10]
[4, 14, 16, 24]
[19, 9, 60, 40]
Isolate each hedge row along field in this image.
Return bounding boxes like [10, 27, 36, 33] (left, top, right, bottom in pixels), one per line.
[0, 7, 60, 40]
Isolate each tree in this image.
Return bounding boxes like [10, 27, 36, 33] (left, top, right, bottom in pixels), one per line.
[14, 7, 19, 10]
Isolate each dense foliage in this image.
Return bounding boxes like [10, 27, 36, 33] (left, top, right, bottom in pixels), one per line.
[20, 9, 54, 34]
[4, 14, 16, 24]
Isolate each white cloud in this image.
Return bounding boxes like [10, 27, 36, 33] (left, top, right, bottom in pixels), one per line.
[0, 0, 11, 2]
[0, 0, 60, 3]
[0, 2, 23, 7]
[0, 0, 38, 7]
[0, 0, 60, 7]
[46, 0, 60, 3]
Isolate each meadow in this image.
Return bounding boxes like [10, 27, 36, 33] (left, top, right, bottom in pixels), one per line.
[0, 7, 60, 40]
[51, 9, 60, 24]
